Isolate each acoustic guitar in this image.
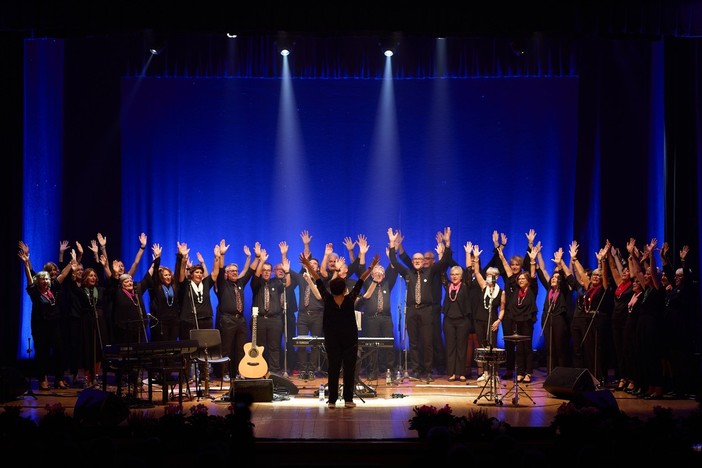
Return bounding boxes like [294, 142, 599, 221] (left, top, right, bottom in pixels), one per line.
[238, 306, 269, 378]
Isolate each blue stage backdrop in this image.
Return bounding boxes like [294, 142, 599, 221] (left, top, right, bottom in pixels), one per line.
[117, 76, 578, 350]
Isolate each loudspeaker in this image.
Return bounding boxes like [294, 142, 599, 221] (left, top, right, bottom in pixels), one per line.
[74, 388, 129, 426]
[0, 367, 29, 402]
[230, 378, 273, 402]
[543, 367, 597, 399]
[270, 374, 299, 395]
[573, 389, 619, 414]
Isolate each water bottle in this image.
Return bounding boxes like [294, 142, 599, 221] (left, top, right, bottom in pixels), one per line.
[319, 384, 325, 401]
[386, 368, 392, 385]
[396, 370, 401, 381]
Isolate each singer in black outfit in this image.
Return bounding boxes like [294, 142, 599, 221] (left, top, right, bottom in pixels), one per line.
[177, 242, 221, 337]
[570, 242, 612, 384]
[388, 227, 452, 382]
[469, 246, 505, 382]
[291, 257, 324, 379]
[441, 264, 472, 382]
[250, 247, 290, 375]
[301, 252, 379, 409]
[148, 244, 184, 342]
[535, 248, 576, 373]
[358, 262, 398, 377]
[215, 242, 255, 377]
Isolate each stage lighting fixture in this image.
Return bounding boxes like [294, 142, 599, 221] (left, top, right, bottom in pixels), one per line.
[384, 50, 393, 57]
[226, 33, 238, 38]
[280, 49, 290, 56]
[149, 48, 161, 56]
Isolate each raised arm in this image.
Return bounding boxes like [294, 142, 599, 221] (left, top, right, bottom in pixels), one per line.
[126, 232, 148, 277]
[18, 248, 33, 284]
[359, 254, 380, 282]
[570, 240, 589, 288]
[300, 253, 320, 282]
[343, 236, 356, 263]
[300, 230, 312, 259]
[471, 244, 486, 289]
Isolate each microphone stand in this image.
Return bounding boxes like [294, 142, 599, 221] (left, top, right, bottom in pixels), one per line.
[189, 281, 200, 330]
[89, 292, 103, 387]
[539, 301, 555, 374]
[134, 285, 149, 344]
[22, 338, 38, 400]
[281, 280, 289, 378]
[580, 290, 607, 383]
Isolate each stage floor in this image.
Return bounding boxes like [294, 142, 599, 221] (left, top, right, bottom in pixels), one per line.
[3, 366, 699, 440]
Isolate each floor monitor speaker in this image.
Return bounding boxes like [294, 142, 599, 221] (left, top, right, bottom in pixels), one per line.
[543, 367, 597, 399]
[270, 374, 300, 395]
[74, 388, 129, 426]
[231, 378, 273, 402]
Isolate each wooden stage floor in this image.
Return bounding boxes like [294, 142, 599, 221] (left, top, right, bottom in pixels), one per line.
[3, 366, 699, 440]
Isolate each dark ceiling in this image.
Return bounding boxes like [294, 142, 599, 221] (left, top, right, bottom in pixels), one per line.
[2, 1, 695, 39]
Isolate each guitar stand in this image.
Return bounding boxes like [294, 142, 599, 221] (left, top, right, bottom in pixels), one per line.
[473, 361, 502, 405]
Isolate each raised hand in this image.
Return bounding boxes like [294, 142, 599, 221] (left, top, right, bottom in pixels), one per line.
[219, 239, 230, 255]
[97, 233, 107, 248]
[279, 241, 289, 255]
[88, 240, 99, 255]
[552, 247, 563, 265]
[18, 241, 29, 255]
[626, 238, 636, 254]
[343, 236, 355, 251]
[59, 240, 70, 253]
[138, 232, 147, 249]
[569, 240, 579, 259]
[358, 236, 369, 255]
[300, 230, 312, 244]
[680, 245, 689, 261]
[525, 228, 537, 246]
[464, 241, 473, 253]
[152, 243, 162, 258]
[492, 230, 499, 248]
[243, 245, 251, 257]
[472, 244, 483, 258]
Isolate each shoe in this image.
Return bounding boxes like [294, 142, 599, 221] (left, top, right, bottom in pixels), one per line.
[517, 375, 524, 382]
[344, 401, 356, 408]
[56, 380, 68, 389]
[523, 374, 531, 383]
[459, 376, 466, 382]
[223, 374, 231, 382]
[39, 380, 50, 391]
[448, 375, 456, 382]
[477, 372, 488, 382]
[328, 402, 336, 409]
[299, 371, 308, 380]
[425, 374, 434, 383]
[615, 379, 626, 391]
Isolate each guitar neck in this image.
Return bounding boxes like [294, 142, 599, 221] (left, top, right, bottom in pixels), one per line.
[251, 313, 257, 347]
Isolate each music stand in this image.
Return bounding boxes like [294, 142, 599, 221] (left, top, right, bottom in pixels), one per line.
[502, 334, 536, 406]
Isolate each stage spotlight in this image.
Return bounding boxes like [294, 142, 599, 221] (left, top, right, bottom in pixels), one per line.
[510, 41, 526, 57]
[226, 33, 238, 38]
[384, 50, 393, 57]
[149, 48, 162, 56]
[280, 49, 290, 56]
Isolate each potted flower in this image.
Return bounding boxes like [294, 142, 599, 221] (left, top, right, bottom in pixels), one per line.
[408, 404, 457, 439]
